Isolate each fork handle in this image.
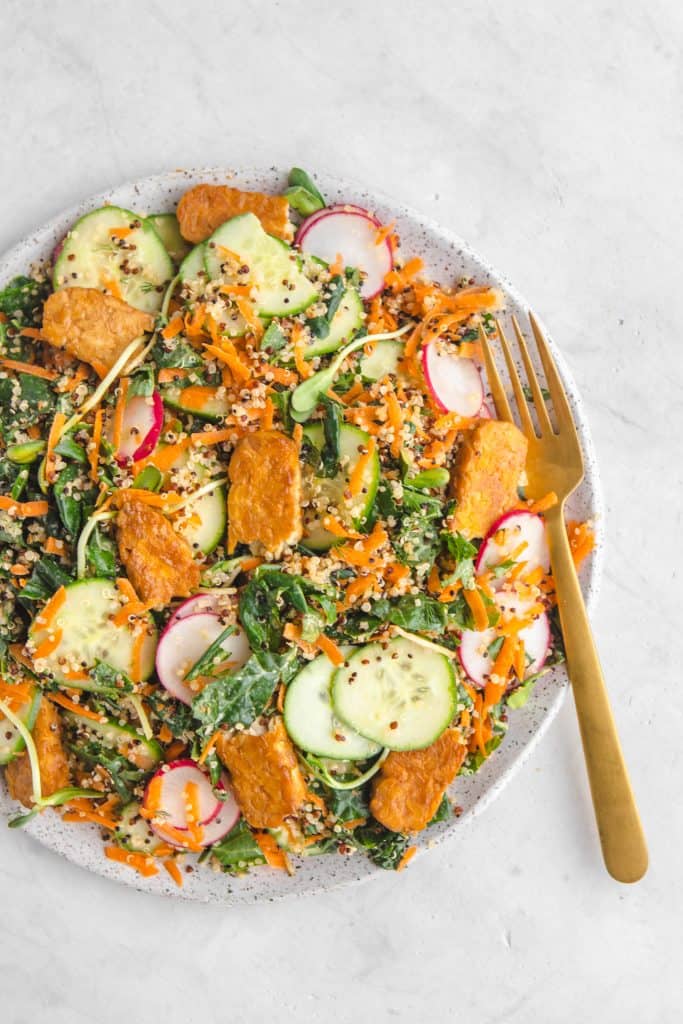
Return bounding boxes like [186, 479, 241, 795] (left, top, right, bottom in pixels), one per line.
[544, 504, 648, 883]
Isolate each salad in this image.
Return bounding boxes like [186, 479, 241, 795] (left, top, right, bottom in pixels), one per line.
[0, 168, 595, 883]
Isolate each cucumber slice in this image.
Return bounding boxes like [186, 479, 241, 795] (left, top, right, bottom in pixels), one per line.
[284, 650, 382, 760]
[360, 339, 404, 381]
[305, 287, 364, 358]
[302, 423, 380, 550]
[147, 213, 191, 265]
[204, 213, 318, 317]
[176, 485, 227, 555]
[161, 385, 231, 423]
[0, 686, 41, 765]
[29, 579, 157, 685]
[54, 206, 174, 313]
[178, 242, 207, 283]
[114, 801, 166, 854]
[64, 709, 162, 771]
[331, 635, 457, 751]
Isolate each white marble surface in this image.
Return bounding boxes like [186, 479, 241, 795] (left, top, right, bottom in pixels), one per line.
[0, 0, 680, 1020]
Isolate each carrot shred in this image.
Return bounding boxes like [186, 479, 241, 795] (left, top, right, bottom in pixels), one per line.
[322, 514, 363, 540]
[9, 564, 29, 576]
[528, 491, 558, 514]
[463, 587, 489, 631]
[48, 692, 104, 721]
[219, 283, 252, 297]
[397, 845, 417, 871]
[315, 633, 346, 667]
[336, 522, 387, 567]
[261, 394, 274, 430]
[265, 366, 298, 386]
[158, 367, 188, 384]
[101, 275, 123, 301]
[104, 846, 159, 877]
[484, 635, 517, 708]
[109, 226, 133, 239]
[89, 407, 103, 483]
[282, 622, 317, 657]
[190, 428, 235, 446]
[131, 625, 146, 683]
[33, 630, 63, 659]
[427, 565, 442, 594]
[203, 341, 251, 382]
[0, 357, 58, 381]
[375, 219, 396, 246]
[385, 391, 403, 458]
[161, 315, 184, 340]
[0, 495, 50, 518]
[111, 376, 129, 455]
[63, 805, 119, 830]
[254, 832, 289, 871]
[381, 562, 411, 588]
[34, 585, 67, 629]
[292, 323, 312, 379]
[235, 297, 264, 341]
[44, 411, 67, 484]
[338, 572, 380, 610]
[329, 252, 344, 276]
[348, 436, 377, 497]
[197, 730, 222, 766]
[566, 520, 595, 569]
[184, 780, 204, 847]
[164, 739, 187, 762]
[163, 859, 183, 887]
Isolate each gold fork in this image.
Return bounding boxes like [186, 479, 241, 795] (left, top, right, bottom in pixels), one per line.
[478, 313, 648, 883]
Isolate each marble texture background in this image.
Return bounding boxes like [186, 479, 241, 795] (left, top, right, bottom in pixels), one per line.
[0, 0, 680, 1020]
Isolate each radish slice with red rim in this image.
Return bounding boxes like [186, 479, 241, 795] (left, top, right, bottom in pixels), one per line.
[155, 611, 251, 706]
[458, 591, 551, 688]
[294, 203, 369, 244]
[143, 759, 221, 830]
[115, 390, 164, 465]
[475, 510, 550, 584]
[421, 343, 484, 417]
[167, 591, 231, 628]
[297, 206, 393, 299]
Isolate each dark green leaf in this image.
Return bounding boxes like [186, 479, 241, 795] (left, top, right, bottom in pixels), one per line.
[10, 468, 29, 501]
[0, 276, 48, 322]
[318, 395, 342, 478]
[68, 738, 148, 803]
[428, 794, 451, 825]
[323, 785, 369, 823]
[393, 491, 444, 569]
[352, 823, 411, 870]
[261, 321, 287, 354]
[371, 594, 447, 634]
[151, 337, 203, 369]
[146, 689, 195, 738]
[185, 623, 235, 681]
[86, 524, 117, 578]
[192, 649, 294, 731]
[53, 464, 84, 537]
[54, 433, 88, 464]
[128, 366, 155, 398]
[306, 276, 346, 339]
[209, 819, 266, 874]
[19, 556, 72, 604]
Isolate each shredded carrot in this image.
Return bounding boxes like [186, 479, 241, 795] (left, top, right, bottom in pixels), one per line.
[375, 219, 396, 246]
[161, 315, 184, 340]
[63, 804, 119, 830]
[293, 423, 303, 446]
[101, 275, 123, 301]
[111, 377, 129, 454]
[322, 514, 363, 540]
[152, 821, 203, 853]
[292, 323, 312, 379]
[56, 362, 90, 395]
[44, 410, 67, 484]
[48, 692, 104, 722]
[276, 683, 286, 713]
[131, 625, 146, 683]
[158, 723, 173, 745]
[145, 439, 190, 473]
[184, 780, 203, 847]
[283, 622, 317, 657]
[170, 384, 218, 413]
[203, 341, 251, 382]
[339, 572, 380, 610]
[34, 585, 66, 629]
[0, 495, 49, 518]
[0, 680, 33, 709]
[385, 391, 404, 458]
[315, 633, 346, 667]
[109, 226, 133, 239]
[9, 564, 29, 576]
[337, 522, 387, 567]
[115, 488, 181, 508]
[111, 600, 149, 627]
[385, 257, 424, 291]
[261, 394, 274, 430]
[219, 283, 252, 297]
[164, 739, 187, 762]
[463, 588, 490, 631]
[485, 635, 517, 708]
[528, 491, 558, 514]
[266, 366, 298, 386]
[197, 730, 222, 766]
[427, 565, 442, 595]
[239, 556, 263, 572]
[381, 562, 411, 588]
[235, 297, 264, 341]
[190, 428, 235, 446]
[164, 859, 183, 887]
[0, 357, 58, 381]
[104, 846, 159, 877]
[116, 577, 140, 604]
[348, 436, 377, 497]
[566, 520, 595, 569]
[397, 845, 417, 871]
[89, 407, 103, 483]
[433, 410, 469, 434]
[33, 630, 63, 659]
[157, 367, 188, 384]
[254, 832, 289, 871]
[513, 639, 526, 682]
[329, 252, 344, 276]
[91, 359, 108, 379]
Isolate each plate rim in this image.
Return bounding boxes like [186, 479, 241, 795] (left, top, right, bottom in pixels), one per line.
[0, 166, 604, 902]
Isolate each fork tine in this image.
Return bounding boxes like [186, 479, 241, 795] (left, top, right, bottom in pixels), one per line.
[494, 319, 536, 438]
[511, 316, 554, 435]
[478, 324, 512, 422]
[528, 312, 574, 432]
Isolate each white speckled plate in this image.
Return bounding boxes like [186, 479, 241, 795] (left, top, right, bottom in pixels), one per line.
[0, 168, 603, 902]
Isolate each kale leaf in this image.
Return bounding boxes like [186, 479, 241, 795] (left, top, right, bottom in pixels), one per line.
[239, 566, 338, 652]
[370, 594, 448, 634]
[318, 395, 342, 478]
[68, 738, 148, 803]
[192, 649, 299, 732]
[19, 556, 72, 604]
[208, 819, 266, 874]
[0, 276, 48, 323]
[86, 524, 117, 577]
[352, 822, 411, 870]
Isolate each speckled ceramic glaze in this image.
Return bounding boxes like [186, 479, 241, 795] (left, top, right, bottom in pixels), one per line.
[0, 169, 603, 903]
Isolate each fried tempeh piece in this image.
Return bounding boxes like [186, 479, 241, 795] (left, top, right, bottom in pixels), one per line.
[227, 429, 302, 554]
[42, 288, 154, 372]
[6, 698, 70, 808]
[177, 183, 292, 243]
[369, 727, 467, 833]
[116, 496, 200, 609]
[449, 419, 528, 539]
[216, 718, 313, 829]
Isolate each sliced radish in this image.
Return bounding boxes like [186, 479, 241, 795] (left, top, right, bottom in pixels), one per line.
[458, 590, 551, 688]
[167, 591, 227, 628]
[422, 343, 484, 417]
[294, 203, 368, 243]
[155, 611, 251, 705]
[475, 510, 550, 584]
[143, 759, 222, 830]
[297, 206, 393, 299]
[115, 389, 164, 465]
